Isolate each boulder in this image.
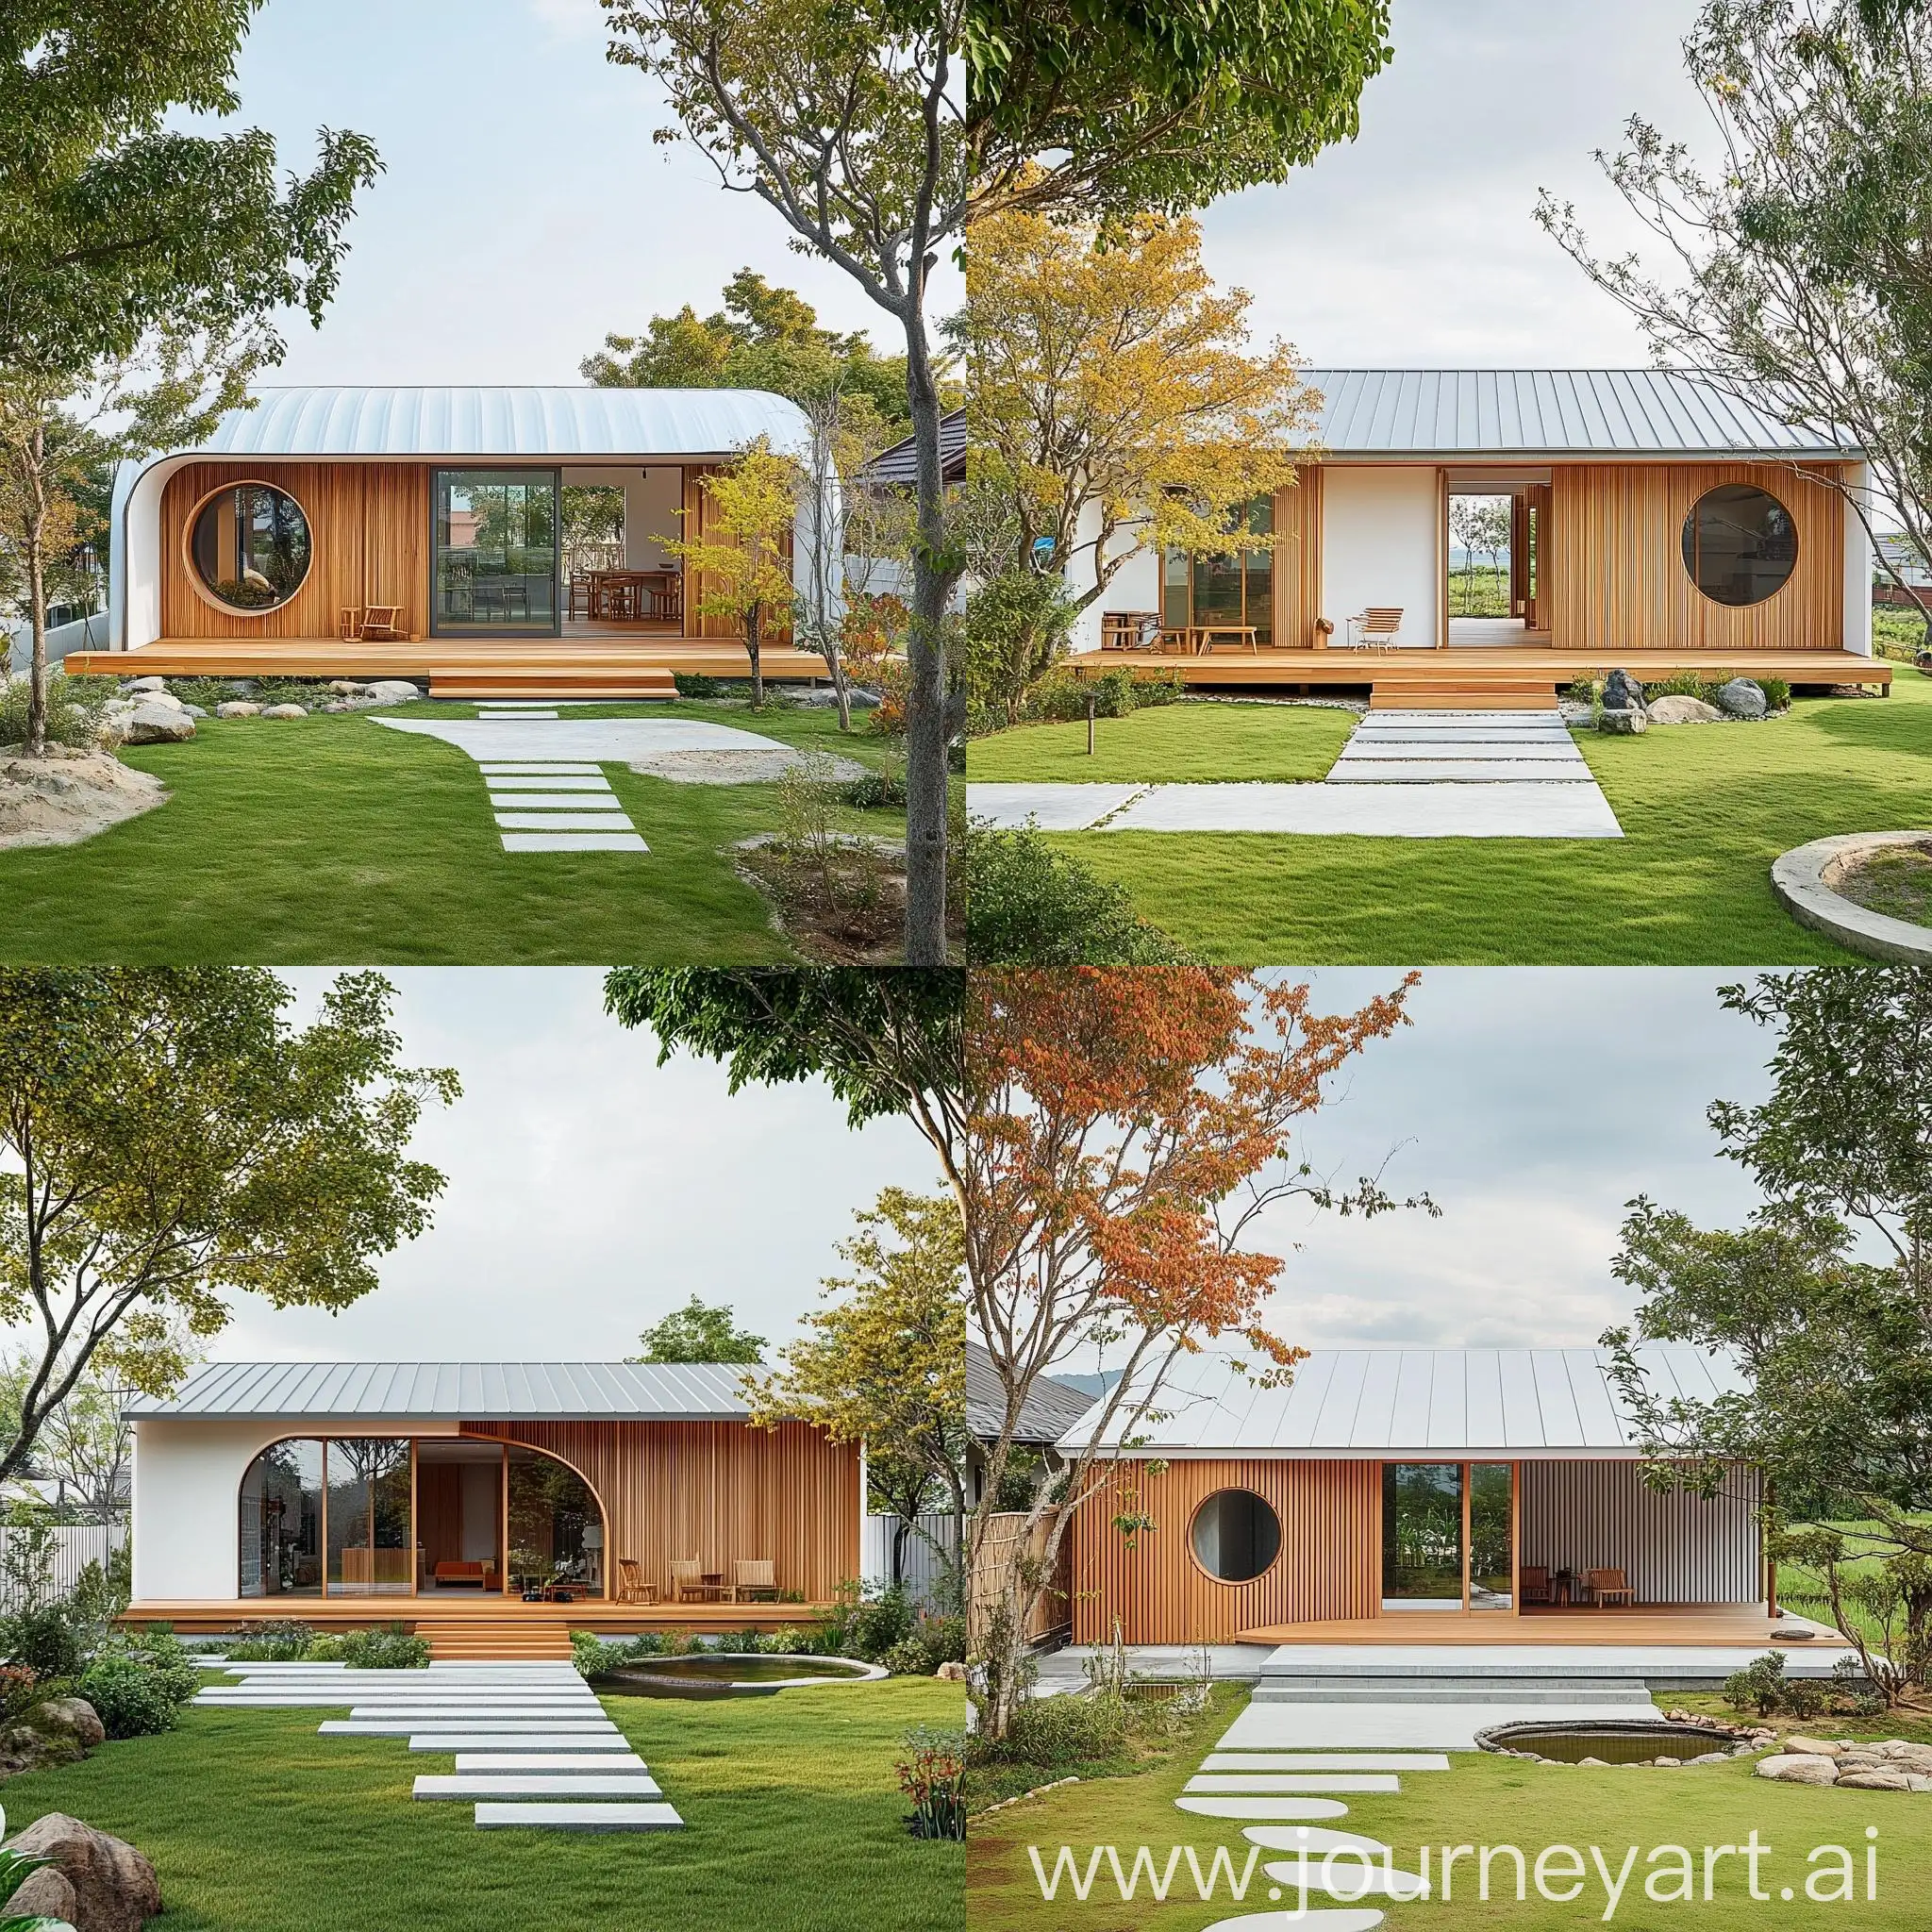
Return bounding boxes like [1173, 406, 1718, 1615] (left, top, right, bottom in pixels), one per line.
[1647, 693, 1724, 724]
[1601, 668, 1646, 712]
[362, 680, 422, 703]
[1598, 707, 1648, 735]
[326, 679, 367, 694]
[1690, 1753, 1731, 1766]
[1756, 1753, 1839, 1785]
[29, 1699, 105, 1752]
[123, 675, 168, 694]
[7, 1813, 159, 1932]
[934, 1660, 967, 1682]
[8, 1863, 77, 1923]
[178, 704, 208, 720]
[1717, 676, 1769, 718]
[1653, 1755, 1682, 1767]
[1783, 1736, 1843, 1757]
[214, 702, 260, 719]
[1838, 1769, 1914, 1792]
[119, 704, 195, 745]
[260, 704, 308, 720]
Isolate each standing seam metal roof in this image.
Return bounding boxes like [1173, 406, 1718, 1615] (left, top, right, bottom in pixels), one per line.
[1305, 370, 1856, 457]
[125, 1361, 754, 1421]
[1056, 1344, 1741, 1456]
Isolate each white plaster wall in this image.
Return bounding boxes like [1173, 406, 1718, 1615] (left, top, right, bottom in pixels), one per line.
[1843, 460, 1874, 656]
[1064, 500, 1160, 654]
[131, 1416, 455, 1602]
[625, 467, 686, 571]
[1320, 465, 1441, 649]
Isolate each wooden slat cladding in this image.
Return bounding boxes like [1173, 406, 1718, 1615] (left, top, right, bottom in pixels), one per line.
[1546, 462, 1845, 654]
[678, 462, 795, 646]
[1269, 467, 1324, 649]
[1072, 1457, 1379, 1645]
[464, 1419, 858, 1604]
[160, 461, 429, 641]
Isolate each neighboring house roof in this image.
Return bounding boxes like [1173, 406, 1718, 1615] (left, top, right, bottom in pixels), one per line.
[1877, 536, 1931, 586]
[125, 1360, 754, 1424]
[158, 385, 814, 461]
[1305, 370, 1855, 459]
[965, 1341, 1096, 1446]
[1057, 1344, 1745, 1458]
[861, 408, 967, 489]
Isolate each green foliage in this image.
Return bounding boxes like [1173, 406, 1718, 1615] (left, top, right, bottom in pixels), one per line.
[77, 1628, 200, 1739]
[895, 1724, 966, 1840]
[0, 669, 109, 750]
[880, 1611, 967, 1677]
[1720, 1650, 1840, 1720]
[807, 1582, 916, 1663]
[572, 1628, 678, 1678]
[221, 1619, 316, 1664]
[339, 1624, 429, 1671]
[629, 1295, 765, 1364]
[223, 1620, 425, 1670]
[0, 1604, 84, 1681]
[672, 673, 724, 698]
[962, 572, 1076, 731]
[843, 757, 908, 810]
[970, 1690, 1131, 1768]
[963, 820, 1194, 965]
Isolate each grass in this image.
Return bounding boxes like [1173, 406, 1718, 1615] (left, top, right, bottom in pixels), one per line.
[965, 702, 1357, 785]
[1838, 844, 1932, 926]
[0, 1682, 963, 1932]
[1005, 674, 1932, 964]
[0, 697, 913, 963]
[969, 1688, 1932, 1930]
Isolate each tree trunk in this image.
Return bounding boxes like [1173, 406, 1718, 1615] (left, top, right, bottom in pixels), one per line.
[747, 605, 764, 708]
[24, 421, 50, 760]
[891, 1515, 909, 1591]
[897, 311, 957, 966]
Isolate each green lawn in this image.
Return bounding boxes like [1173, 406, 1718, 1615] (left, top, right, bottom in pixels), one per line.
[1012, 675, 1932, 964]
[2, 1683, 963, 1932]
[971, 1691, 1932, 1930]
[966, 702, 1356, 785]
[0, 699, 908, 964]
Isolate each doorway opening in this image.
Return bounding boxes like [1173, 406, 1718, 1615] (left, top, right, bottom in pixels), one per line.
[1381, 1460, 1516, 1611]
[1444, 477, 1549, 644]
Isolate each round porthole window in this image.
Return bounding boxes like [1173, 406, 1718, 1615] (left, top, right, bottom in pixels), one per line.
[190, 482, 312, 613]
[1190, 1488, 1281, 1583]
[1680, 483, 1797, 607]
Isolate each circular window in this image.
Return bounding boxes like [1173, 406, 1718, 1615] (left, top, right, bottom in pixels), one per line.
[1681, 483, 1797, 607]
[189, 482, 312, 613]
[1189, 1488, 1281, 1583]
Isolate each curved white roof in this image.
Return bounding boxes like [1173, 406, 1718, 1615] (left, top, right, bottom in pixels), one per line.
[168, 385, 813, 460]
[1058, 1343, 1745, 1458]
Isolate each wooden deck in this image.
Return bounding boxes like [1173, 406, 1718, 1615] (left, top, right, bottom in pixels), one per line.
[61, 636, 835, 701]
[1070, 645, 1893, 710]
[125, 1594, 830, 1641]
[1236, 1607, 1830, 1647]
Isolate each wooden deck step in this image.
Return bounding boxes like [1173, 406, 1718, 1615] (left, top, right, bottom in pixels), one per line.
[428, 677, 678, 701]
[1370, 680, 1557, 711]
[412, 1620, 578, 1663]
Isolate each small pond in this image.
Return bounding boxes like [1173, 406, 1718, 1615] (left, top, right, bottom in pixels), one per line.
[600, 1653, 884, 1699]
[1479, 1720, 1745, 1766]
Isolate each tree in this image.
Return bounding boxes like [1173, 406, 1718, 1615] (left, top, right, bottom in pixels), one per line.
[744, 1189, 967, 1592]
[629, 1297, 765, 1364]
[966, 195, 1321, 615]
[0, 970, 458, 1487]
[582, 266, 918, 424]
[559, 484, 626, 578]
[1447, 497, 1511, 616]
[1535, 0, 1932, 636]
[668, 438, 802, 708]
[0, 0, 378, 757]
[960, 572, 1075, 729]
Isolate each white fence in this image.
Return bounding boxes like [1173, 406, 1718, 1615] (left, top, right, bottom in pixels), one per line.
[863, 1511, 958, 1607]
[6, 613, 108, 676]
[0, 1524, 125, 1609]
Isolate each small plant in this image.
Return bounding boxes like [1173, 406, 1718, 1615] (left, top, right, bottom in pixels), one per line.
[1755, 675, 1791, 710]
[843, 754, 907, 810]
[964, 820, 1193, 965]
[338, 1623, 429, 1670]
[222, 1619, 317, 1663]
[76, 1637, 200, 1740]
[896, 1724, 967, 1840]
[0, 668, 112, 751]
[673, 672, 724, 698]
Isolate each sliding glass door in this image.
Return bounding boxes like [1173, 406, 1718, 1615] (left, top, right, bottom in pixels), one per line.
[1161, 498, 1274, 643]
[432, 469, 560, 636]
[1381, 1461, 1515, 1610]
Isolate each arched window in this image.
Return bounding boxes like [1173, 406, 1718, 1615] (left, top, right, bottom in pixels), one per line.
[190, 482, 312, 613]
[1681, 484, 1797, 607]
[1189, 1488, 1281, 1583]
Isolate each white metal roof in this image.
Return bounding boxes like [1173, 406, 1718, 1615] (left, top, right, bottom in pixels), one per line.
[165, 385, 813, 461]
[1057, 1344, 1743, 1458]
[1307, 370, 1855, 458]
[125, 1361, 754, 1423]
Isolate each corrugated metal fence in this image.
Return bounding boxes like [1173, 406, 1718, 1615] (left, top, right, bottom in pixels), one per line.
[862, 1512, 958, 1607]
[0, 1524, 126, 1610]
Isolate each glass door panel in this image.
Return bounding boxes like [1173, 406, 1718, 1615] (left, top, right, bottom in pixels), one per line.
[1162, 497, 1274, 644]
[433, 470, 560, 635]
[1470, 1462, 1514, 1608]
[325, 1439, 374, 1593]
[370, 1441, 413, 1594]
[1381, 1462, 1464, 1608]
[241, 1439, 323, 1598]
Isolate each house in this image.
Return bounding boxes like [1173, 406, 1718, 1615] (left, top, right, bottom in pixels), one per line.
[1058, 1344, 1782, 1648]
[963, 1341, 1093, 1508]
[123, 1361, 862, 1652]
[66, 386, 841, 700]
[1069, 369, 1890, 707]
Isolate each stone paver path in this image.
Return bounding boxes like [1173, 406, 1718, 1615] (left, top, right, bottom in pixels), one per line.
[195, 1660, 680, 1833]
[967, 709, 1624, 839]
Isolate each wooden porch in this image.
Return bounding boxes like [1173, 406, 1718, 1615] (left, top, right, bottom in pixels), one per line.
[1068, 644, 1894, 711]
[1236, 1606, 1831, 1647]
[61, 635, 836, 702]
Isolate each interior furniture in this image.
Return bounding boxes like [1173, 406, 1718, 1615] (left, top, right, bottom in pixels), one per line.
[730, 1558, 778, 1603]
[431, 1559, 495, 1589]
[1101, 611, 1161, 651]
[1192, 624, 1259, 653]
[339, 604, 408, 643]
[1519, 1564, 1553, 1607]
[1345, 606, 1404, 649]
[669, 1557, 708, 1603]
[1586, 1567, 1635, 1607]
[568, 573, 592, 621]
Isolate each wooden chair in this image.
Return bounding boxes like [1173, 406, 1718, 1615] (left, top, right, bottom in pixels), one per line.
[615, 1557, 658, 1606]
[1345, 607, 1404, 650]
[568, 573, 592, 622]
[730, 1558, 778, 1604]
[1586, 1567, 1635, 1608]
[359, 605, 406, 642]
[1518, 1564, 1553, 1607]
[1101, 611, 1160, 652]
[669, 1556, 708, 1603]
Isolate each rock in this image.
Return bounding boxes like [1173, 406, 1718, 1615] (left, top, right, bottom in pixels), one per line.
[260, 704, 308, 720]
[119, 703, 195, 745]
[1756, 1753, 1839, 1785]
[1601, 668, 1646, 712]
[934, 1660, 967, 1682]
[1838, 1770, 1914, 1791]
[1690, 1753, 1730, 1766]
[1717, 676, 1769, 718]
[1784, 1736, 1843, 1757]
[1654, 1755, 1682, 1767]
[1576, 1757, 1607, 1767]
[1908, 1774, 1932, 1791]
[214, 702, 260, 719]
[1598, 707, 1648, 735]
[7, 1812, 160, 1932]
[1647, 693, 1724, 724]
[326, 679, 366, 694]
[178, 704, 208, 719]
[123, 675, 168, 693]
[29, 1698, 105, 1752]
[362, 679, 423, 702]
[8, 1863, 77, 1923]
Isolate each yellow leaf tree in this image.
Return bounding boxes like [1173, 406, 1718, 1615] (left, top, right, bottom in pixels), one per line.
[669, 435, 802, 707]
[966, 189, 1324, 620]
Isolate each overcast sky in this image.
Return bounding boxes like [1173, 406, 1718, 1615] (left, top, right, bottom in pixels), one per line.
[174, 967, 1786, 1371]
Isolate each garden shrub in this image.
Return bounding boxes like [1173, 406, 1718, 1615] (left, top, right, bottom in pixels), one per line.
[77, 1641, 200, 1739]
[0, 1602, 89, 1680]
[1755, 675, 1791, 710]
[223, 1619, 317, 1663]
[975, 1690, 1132, 1768]
[339, 1624, 429, 1670]
[963, 570, 1076, 730]
[843, 757, 907, 810]
[964, 820, 1194, 966]
[572, 1629, 676, 1678]
[1720, 1650, 1835, 1715]
[673, 672, 724, 698]
[881, 1611, 968, 1676]
[1024, 665, 1141, 723]
[0, 669, 111, 751]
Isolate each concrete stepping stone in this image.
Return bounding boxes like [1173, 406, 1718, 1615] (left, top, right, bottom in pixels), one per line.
[1105, 781, 1622, 838]
[1338, 741, 1583, 760]
[414, 1773, 663, 1800]
[490, 795, 622, 812]
[962, 782, 1146, 830]
[325, 1721, 617, 1738]
[492, 809, 637, 830]
[1324, 761, 1596, 784]
[478, 764, 605, 775]
[499, 831, 649, 852]
[475, 1802, 683, 1832]
[1185, 1775, 1400, 1794]
[1263, 1861, 1428, 1900]
[1241, 1827, 1393, 1857]
[407, 1731, 627, 1751]
[1199, 1911, 1383, 1931]
[483, 776, 615, 791]
[455, 1752, 647, 1772]
[480, 709, 559, 719]
[1203, 1754, 1450, 1773]
[1174, 1797, 1349, 1822]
